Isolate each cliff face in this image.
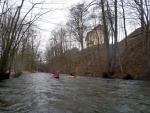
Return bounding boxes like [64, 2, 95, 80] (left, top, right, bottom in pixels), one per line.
[69, 36, 150, 80]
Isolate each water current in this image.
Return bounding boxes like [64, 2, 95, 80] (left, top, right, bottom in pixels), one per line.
[0, 73, 150, 113]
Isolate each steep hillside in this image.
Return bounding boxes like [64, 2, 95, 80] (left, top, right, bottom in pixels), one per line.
[117, 36, 150, 79]
[72, 45, 108, 77]
[49, 36, 150, 80]
[70, 36, 150, 80]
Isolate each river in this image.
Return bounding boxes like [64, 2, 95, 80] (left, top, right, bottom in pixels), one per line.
[0, 73, 150, 113]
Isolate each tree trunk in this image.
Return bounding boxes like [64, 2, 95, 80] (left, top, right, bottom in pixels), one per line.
[121, 0, 128, 50]
[112, 0, 118, 72]
[101, 0, 111, 71]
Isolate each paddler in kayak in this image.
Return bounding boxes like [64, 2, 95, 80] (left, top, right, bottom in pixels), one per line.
[52, 71, 59, 78]
[56, 71, 59, 76]
[69, 72, 76, 78]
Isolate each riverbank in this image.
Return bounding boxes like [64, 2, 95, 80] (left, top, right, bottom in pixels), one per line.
[73, 36, 150, 80]
[48, 35, 150, 80]
[12, 71, 32, 78]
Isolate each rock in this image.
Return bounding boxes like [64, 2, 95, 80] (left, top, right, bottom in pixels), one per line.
[0, 73, 10, 80]
[123, 74, 133, 80]
[12, 72, 22, 78]
[102, 71, 114, 78]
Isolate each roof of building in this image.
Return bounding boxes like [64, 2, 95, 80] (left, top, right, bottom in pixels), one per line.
[127, 27, 142, 38]
[93, 24, 103, 30]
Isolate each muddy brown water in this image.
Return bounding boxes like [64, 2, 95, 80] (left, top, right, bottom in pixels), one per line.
[0, 73, 150, 113]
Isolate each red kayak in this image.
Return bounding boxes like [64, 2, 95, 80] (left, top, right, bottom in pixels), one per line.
[52, 73, 59, 78]
[53, 75, 59, 78]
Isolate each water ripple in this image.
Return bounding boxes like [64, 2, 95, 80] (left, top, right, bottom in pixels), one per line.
[0, 73, 150, 113]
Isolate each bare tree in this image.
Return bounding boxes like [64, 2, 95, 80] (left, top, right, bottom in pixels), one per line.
[101, 0, 111, 71]
[112, 0, 118, 72]
[120, 0, 128, 50]
[68, 3, 88, 50]
[0, 0, 49, 79]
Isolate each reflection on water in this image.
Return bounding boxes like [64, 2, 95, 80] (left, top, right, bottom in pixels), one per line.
[0, 73, 150, 113]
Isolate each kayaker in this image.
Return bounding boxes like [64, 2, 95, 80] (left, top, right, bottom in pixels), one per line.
[56, 71, 59, 76]
[70, 73, 75, 76]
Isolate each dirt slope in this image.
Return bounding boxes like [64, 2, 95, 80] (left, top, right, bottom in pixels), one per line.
[49, 36, 150, 80]
[70, 36, 150, 80]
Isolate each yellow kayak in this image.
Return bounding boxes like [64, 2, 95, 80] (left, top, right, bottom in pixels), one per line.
[69, 75, 76, 78]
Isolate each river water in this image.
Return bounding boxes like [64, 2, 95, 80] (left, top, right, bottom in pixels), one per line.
[0, 73, 150, 113]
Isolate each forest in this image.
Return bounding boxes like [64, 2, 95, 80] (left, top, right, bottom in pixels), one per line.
[0, 0, 150, 80]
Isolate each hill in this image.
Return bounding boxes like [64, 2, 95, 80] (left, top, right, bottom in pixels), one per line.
[48, 36, 150, 80]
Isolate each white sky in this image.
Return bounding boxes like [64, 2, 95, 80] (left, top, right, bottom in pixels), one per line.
[9, 0, 86, 51]
[29, 0, 139, 51]
[9, 0, 142, 51]
[31, 0, 86, 51]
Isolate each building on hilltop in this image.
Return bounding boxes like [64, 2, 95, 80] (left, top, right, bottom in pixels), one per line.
[85, 24, 104, 48]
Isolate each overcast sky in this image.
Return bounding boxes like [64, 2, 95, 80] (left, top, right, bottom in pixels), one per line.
[10, 0, 140, 51]
[7, 0, 87, 51]
[31, 0, 86, 50]
[6, 0, 85, 50]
